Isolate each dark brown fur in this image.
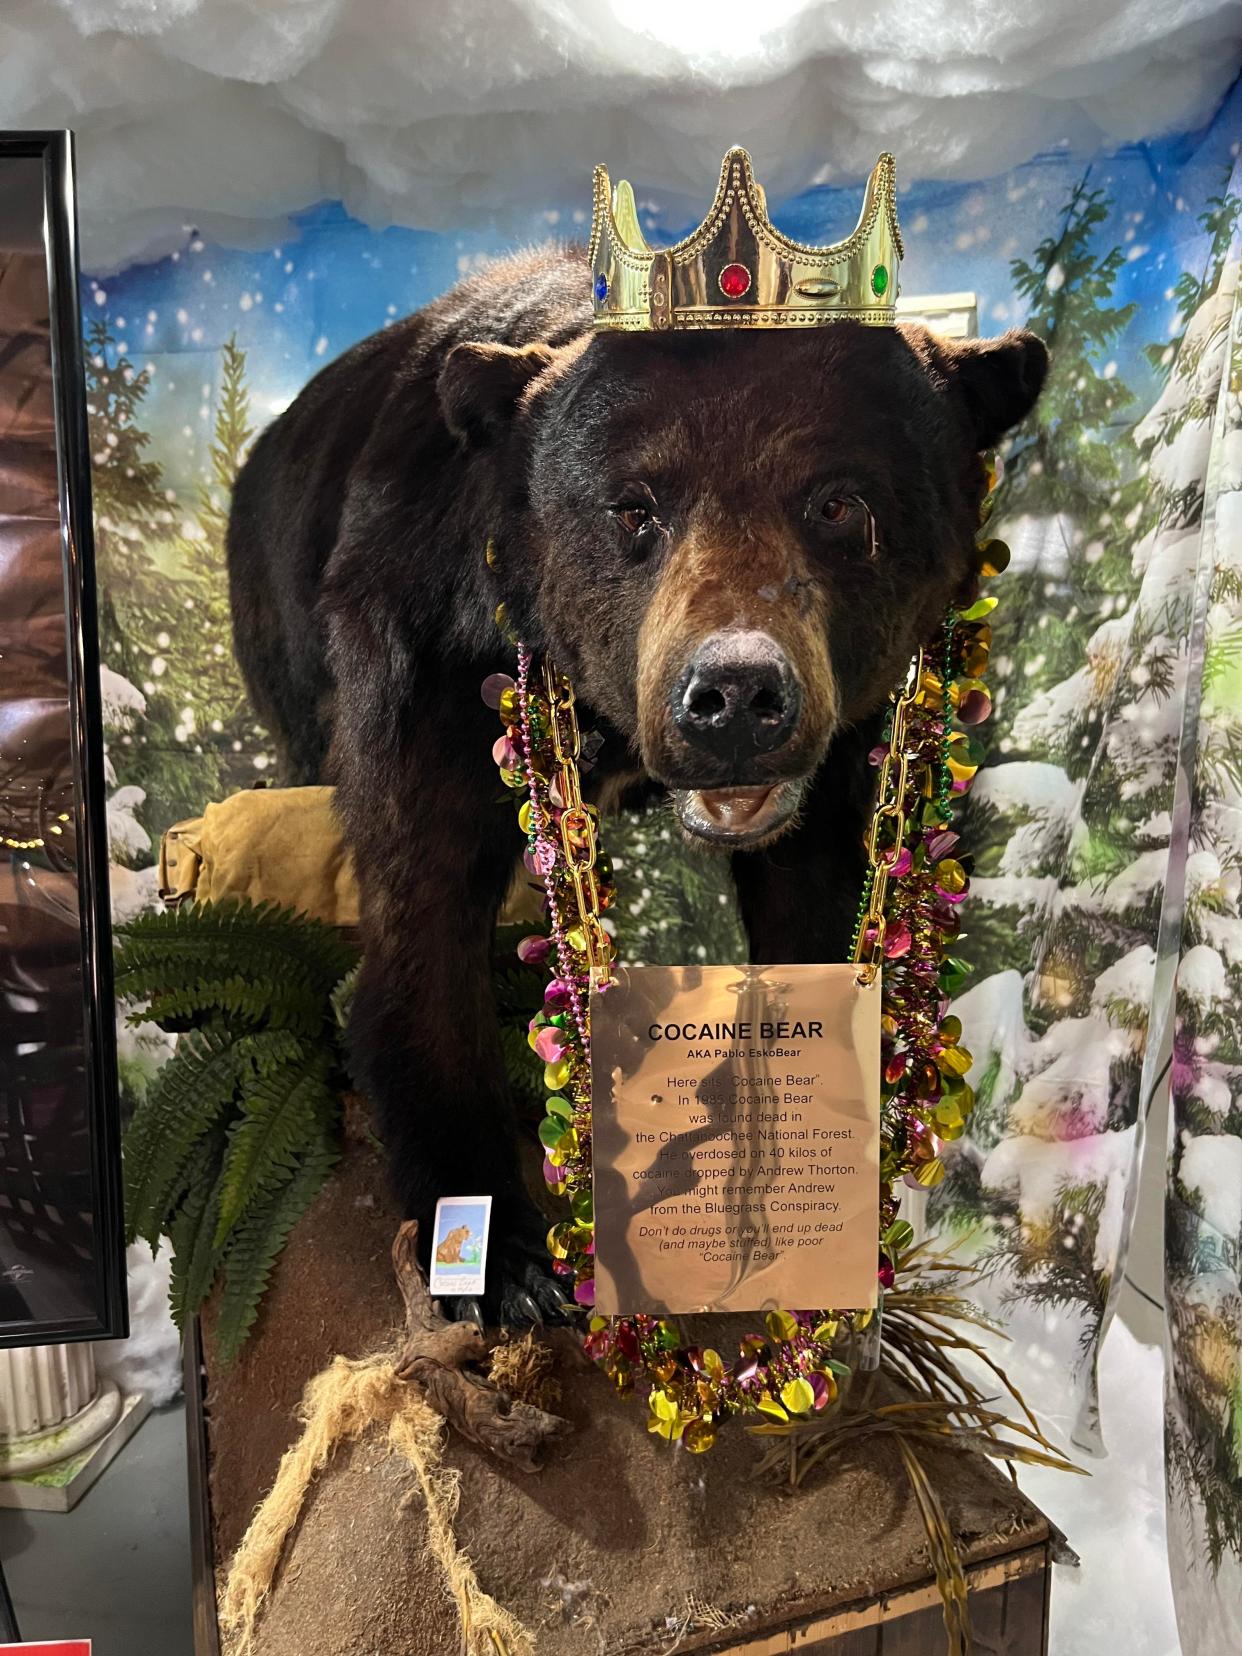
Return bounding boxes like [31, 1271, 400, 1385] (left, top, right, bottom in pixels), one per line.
[228, 243, 1046, 1323]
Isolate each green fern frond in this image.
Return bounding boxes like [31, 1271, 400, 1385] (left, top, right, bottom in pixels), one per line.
[123, 1028, 240, 1248]
[117, 896, 356, 1360]
[214, 1138, 339, 1363]
[233, 1028, 310, 1078]
[214, 1056, 336, 1247]
[142, 974, 324, 1036]
[167, 1128, 229, 1327]
[116, 898, 357, 995]
[116, 952, 324, 1032]
[116, 955, 232, 1003]
[331, 961, 359, 1030]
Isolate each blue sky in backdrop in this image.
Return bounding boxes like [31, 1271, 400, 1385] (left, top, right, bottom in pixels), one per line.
[82, 78, 1240, 496]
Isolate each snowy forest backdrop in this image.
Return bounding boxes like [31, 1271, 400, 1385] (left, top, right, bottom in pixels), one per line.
[85, 84, 1241, 1655]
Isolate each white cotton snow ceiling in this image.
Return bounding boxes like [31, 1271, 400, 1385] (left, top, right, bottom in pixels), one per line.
[4, 0, 1241, 269]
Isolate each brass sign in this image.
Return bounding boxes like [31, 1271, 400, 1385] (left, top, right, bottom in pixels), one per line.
[591, 964, 881, 1317]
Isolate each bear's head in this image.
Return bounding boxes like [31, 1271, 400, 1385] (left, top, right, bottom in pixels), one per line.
[441, 322, 1046, 847]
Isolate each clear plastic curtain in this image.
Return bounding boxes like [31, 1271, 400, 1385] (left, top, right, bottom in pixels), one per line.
[1163, 151, 1242, 1656]
[915, 87, 1242, 1654]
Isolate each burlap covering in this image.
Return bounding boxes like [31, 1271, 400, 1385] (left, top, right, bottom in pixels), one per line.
[159, 785, 542, 929]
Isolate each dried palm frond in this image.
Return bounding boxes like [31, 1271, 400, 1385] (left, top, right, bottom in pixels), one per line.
[748, 1241, 1084, 1655]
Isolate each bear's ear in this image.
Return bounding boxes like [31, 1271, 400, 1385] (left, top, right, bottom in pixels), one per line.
[944, 329, 1049, 450]
[438, 341, 556, 447]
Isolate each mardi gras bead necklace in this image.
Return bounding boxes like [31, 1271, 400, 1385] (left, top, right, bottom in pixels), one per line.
[483, 460, 1005, 1449]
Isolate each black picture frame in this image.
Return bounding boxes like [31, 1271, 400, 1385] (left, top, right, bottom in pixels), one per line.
[0, 130, 127, 1346]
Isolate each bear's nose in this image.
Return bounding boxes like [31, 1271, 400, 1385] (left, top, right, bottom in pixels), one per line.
[672, 631, 802, 763]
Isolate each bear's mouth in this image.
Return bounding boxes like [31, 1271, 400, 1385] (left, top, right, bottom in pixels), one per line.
[669, 781, 804, 848]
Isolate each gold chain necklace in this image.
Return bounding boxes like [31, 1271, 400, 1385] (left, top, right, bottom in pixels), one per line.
[488, 454, 1004, 1442]
[541, 641, 928, 991]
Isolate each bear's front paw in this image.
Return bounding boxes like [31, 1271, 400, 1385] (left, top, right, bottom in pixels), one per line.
[440, 1217, 573, 1331]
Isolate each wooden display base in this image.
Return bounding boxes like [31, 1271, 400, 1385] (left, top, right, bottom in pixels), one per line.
[706, 1551, 1048, 1653]
[188, 1108, 1053, 1655]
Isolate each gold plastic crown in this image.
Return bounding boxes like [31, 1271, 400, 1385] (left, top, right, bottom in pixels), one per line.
[589, 147, 903, 331]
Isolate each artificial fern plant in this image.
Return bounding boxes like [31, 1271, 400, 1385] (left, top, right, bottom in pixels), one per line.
[118, 899, 358, 1361]
[119, 900, 547, 1361]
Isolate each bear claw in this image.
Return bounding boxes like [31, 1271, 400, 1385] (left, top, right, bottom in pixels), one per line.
[442, 1253, 573, 1331]
[451, 1297, 486, 1332]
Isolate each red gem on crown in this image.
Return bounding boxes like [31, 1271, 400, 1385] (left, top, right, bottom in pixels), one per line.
[718, 262, 751, 299]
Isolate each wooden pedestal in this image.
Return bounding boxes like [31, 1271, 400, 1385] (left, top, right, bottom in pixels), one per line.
[186, 1112, 1052, 1656]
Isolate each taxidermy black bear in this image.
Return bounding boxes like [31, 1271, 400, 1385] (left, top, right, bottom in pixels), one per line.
[228, 150, 1046, 1326]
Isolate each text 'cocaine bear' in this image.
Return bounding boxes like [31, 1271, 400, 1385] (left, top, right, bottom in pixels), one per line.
[228, 152, 1046, 1325]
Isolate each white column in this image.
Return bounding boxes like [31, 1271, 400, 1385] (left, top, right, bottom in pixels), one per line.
[0, 1343, 120, 1476]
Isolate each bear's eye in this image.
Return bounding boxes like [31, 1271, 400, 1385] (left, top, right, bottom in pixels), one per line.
[611, 495, 657, 537]
[615, 504, 651, 534]
[813, 493, 857, 526]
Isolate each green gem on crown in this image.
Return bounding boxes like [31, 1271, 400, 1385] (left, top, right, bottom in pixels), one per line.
[871, 264, 889, 298]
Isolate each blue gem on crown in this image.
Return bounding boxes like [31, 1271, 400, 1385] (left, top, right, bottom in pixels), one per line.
[593, 272, 609, 304]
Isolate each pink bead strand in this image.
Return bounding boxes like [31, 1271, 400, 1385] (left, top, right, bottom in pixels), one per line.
[514, 643, 591, 1054]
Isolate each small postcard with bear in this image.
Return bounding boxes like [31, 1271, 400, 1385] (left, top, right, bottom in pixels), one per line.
[428, 1196, 493, 1298]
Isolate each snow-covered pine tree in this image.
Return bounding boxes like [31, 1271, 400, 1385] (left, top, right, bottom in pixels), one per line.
[174, 334, 272, 788]
[929, 178, 1190, 1411]
[1146, 166, 1241, 383]
[962, 182, 1144, 983]
[86, 318, 219, 829]
[1000, 182, 1139, 531]
[97, 660, 172, 1105]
